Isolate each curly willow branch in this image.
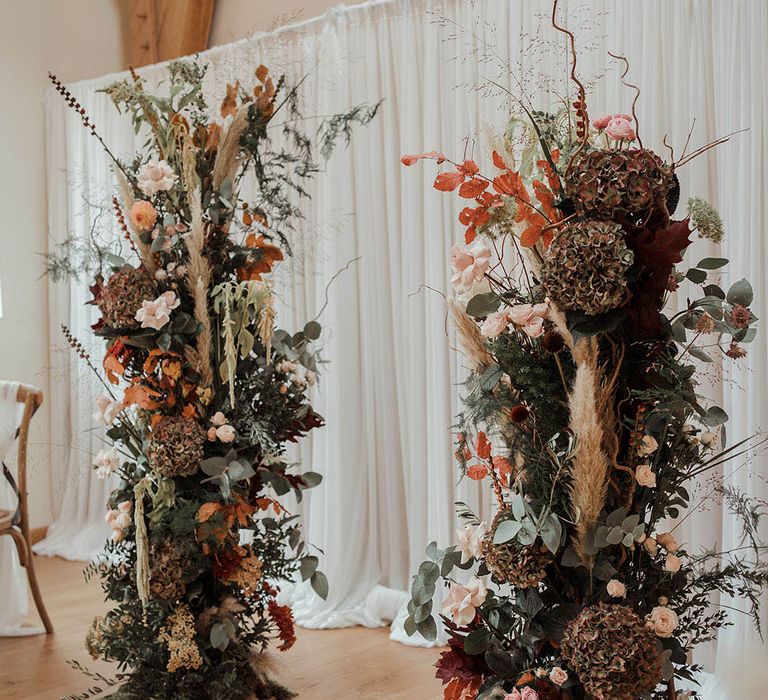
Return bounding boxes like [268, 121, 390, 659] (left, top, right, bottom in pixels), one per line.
[608, 51, 643, 149]
[552, 0, 590, 179]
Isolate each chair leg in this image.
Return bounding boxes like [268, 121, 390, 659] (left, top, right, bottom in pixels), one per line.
[22, 540, 54, 634]
[8, 529, 28, 567]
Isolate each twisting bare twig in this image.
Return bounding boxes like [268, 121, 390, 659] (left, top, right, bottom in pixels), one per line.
[608, 51, 643, 148]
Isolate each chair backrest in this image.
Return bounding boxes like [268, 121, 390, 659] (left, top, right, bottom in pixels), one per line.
[1, 383, 43, 532]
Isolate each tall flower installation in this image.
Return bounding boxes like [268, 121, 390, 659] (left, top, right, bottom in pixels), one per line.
[49, 61, 377, 699]
[402, 6, 766, 700]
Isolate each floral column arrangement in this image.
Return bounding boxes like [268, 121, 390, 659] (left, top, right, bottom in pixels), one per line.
[401, 5, 765, 700]
[49, 60, 378, 699]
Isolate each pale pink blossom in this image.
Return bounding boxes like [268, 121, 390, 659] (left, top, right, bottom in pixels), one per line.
[93, 395, 123, 426]
[401, 151, 447, 166]
[635, 463, 657, 488]
[507, 302, 549, 338]
[117, 500, 133, 513]
[606, 116, 636, 141]
[135, 291, 180, 330]
[136, 159, 177, 196]
[503, 690, 522, 700]
[664, 554, 682, 573]
[450, 241, 491, 294]
[456, 522, 487, 564]
[215, 424, 236, 443]
[648, 606, 679, 638]
[549, 667, 568, 686]
[521, 689, 539, 700]
[93, 446, 120, 479]
[441, 578, 487, 626]
[480, 311, 510, 338]
[306, 370, 317, 386]
[105, 509, 117, 524]
[211, 411, 228, 427]
[606, 579, 627, 598]
[113, 512, 131, 530]
[591, 114, 612, 130]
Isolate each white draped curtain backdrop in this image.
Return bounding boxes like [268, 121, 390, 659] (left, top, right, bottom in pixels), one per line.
[37, 0, 766, 687]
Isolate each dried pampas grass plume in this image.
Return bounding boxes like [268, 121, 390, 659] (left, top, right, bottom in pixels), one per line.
[182, 137, 214, 387]
[568, 337, 610, 565]
[212, 104, 250, 190]
[114, 168, 156, 274]
[449, 300, 494, 370]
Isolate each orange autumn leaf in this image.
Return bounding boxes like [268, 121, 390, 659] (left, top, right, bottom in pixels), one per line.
[493, 455, 513, 488]
[516, 672, 536, 686]
[458, 178, 489, 199]
[520, 223, 544, 248]
[434, 171, 465, 192]
[255, 64, 269, 82]
[476, 431, 492, 460]
[221, 81, 240, 118]
[255, 497, 285, 515]
[237, 235, 284, 281]
[123, 382, 164, 410]
[181, 403, 198, 419]
[234, 502, 257, 527]
[467, 464, 489, 481]
[533, 179, 559, 221]
[103, 355, 124, 385]
[150, 413, 164, 429]
[205, 122, 221, 152]
[492, 150, 508, 170]
[197, 502, 222, 523]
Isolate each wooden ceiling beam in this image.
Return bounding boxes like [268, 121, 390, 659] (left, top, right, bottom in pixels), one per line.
[122, 0, 216, 69]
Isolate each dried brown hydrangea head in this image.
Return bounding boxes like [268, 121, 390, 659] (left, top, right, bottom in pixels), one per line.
[566, 148, 673, 223]
[541, 220, 634, 317]
[149, 535, 197, 601]
[482, 510, 552, 588]
[561, 603, 662, 700]
[147, 415, 206, 478]
[97, 267, 156, 329]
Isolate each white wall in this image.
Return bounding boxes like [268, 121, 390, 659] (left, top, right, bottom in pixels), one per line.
[0, 0, 123, 528]
[0, 0, 357, 528]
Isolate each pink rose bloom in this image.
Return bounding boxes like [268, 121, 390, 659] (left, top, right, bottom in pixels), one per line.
[211, 411, 228, 427]
[591, 114, 612, 130]
[105, 509, 117, 524]
[520, 688, 539, 700]
[450, 241, 491, 294]
[441, 578, 487, 626]
[549, 667, 568, 686]
[136, 159, 177, 196]
[216, 424, 237, 443]
[504, 691, 522, 700]
[507, 302, 549, 338]
[480, 311, 509, 338]
[605, 116, 636, 141]
[117, 500, 133, 513]
[135, 291, 180, 330]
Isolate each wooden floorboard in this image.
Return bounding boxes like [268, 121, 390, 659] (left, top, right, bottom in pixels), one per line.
[0, 556, 442, 699]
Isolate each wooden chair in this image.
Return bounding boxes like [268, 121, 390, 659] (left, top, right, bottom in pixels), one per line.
[0, 384, 53, 633]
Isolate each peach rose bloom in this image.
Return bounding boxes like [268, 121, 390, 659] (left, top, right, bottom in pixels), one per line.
[649, 606, 679, 638]
[450, 241, 491, 294]
[207, 427, 218, 441]
[635, 463, 657, 488]
[216, 424, 236, 443]
[549, 667, 569, 686]
[657, 532, 680, 553]
[129, 200, 158, 231]
[664, 554, 682, 573]
[591, 114, 612, 130]
[441, 578, 487, 626]
[606, 579, 627, 598]
[644, 537, 658, 556]
[480, 311, 510, 338]
[211, 411, 228, 427]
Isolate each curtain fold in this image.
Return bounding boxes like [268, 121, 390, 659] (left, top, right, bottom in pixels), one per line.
[41, 0, 767, 675]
